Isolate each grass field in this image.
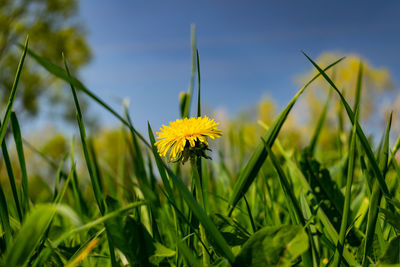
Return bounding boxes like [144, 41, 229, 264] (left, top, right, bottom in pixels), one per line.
[0, 36, 399, 267]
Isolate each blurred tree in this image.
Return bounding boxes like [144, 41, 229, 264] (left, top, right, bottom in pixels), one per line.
[0, 0, 91, 122]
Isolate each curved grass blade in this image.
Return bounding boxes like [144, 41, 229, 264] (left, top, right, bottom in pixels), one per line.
[52, 201, 147, 248]
[0, 37, 28, 147]
[302, 52, 391, 201]
[24, 47, 152, 150]
[228, 57, 344, 214]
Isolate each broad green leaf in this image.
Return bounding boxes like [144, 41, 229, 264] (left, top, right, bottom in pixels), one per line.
[149, 243, 176, 265]
[233, 225, 309, 267]
[379, 235, 400, 264]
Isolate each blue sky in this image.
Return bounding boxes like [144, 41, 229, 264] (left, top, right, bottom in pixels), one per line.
[78, 0, 400, 132]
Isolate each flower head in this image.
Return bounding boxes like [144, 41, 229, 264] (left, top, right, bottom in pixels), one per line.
[155, 116, 222, 163]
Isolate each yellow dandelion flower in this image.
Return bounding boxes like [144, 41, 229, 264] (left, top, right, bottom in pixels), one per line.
[155, 116, 222, 163]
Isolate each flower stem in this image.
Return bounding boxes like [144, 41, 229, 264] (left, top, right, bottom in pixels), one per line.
[190, 157, 210, 267]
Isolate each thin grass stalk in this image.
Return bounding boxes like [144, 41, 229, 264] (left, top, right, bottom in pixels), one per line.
[362, 113, 392, 266]
[63, 55, 118, 266]
[332, 107, 358, 267]
[190, 157, 210, 267]
[1, 125, 22, 221]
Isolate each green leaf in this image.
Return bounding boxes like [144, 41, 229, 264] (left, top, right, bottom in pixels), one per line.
[379, 235, 400, 264]
[149, 243, 176, 265]
[228, 57, 344, 214]
[233, 225, 309, 267]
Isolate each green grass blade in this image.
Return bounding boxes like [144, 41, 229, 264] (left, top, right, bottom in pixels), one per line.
[302, 52, 391, 200]
[333, 107, 359, 267]
[266, 146, 313, 266]
[54, 164, 75, 204]
[52, 154, 68, 199]
[362, 113, 392, 266]
[309, 89, 332, 155]
[1, 125, 23, 221]
[148, 123, 175, 203]
[52, 201, 147, 248]
[196, 48, 201, 118]
[25, 47, 152, 150]
[0, 177, 11, 249]
[148, 125, 235, 263]
[182, 24, 197, 118]
[228, 57, 344, 214]
[353, 62, 363, 120]
[11, 112, 29, 213]
[63, 55, 104, 214]
[0, 37, 28, 147]
[178, 240, 202, 267]
[4, 204, 57, 266]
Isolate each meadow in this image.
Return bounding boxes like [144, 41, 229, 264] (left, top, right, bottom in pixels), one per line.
[0, 35, 399, 267]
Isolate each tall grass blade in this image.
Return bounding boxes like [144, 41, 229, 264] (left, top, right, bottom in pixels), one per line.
[196, 49, 201, 118]
[0, 37, 28, 147]
[333, 107, 359, 267]
[63, 56, 120, 266]
[266, 146, 313, 266]
[228, 57, 344, 214]
[362, 113, 392, 266]
[182, 24, 197, 118]
[302, 52, 392, 201]
[353, 62, 363, 120]
[11, 111, 29, 213]
[63, 55, 104, 214]
[25, 47, 151, 150]
[0, 178, 11, 249]
[1, 124, 22, 221]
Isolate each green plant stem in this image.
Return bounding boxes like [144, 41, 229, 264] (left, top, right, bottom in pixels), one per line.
[190, 157, 210, 267]
[332, 109, 358, 267]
